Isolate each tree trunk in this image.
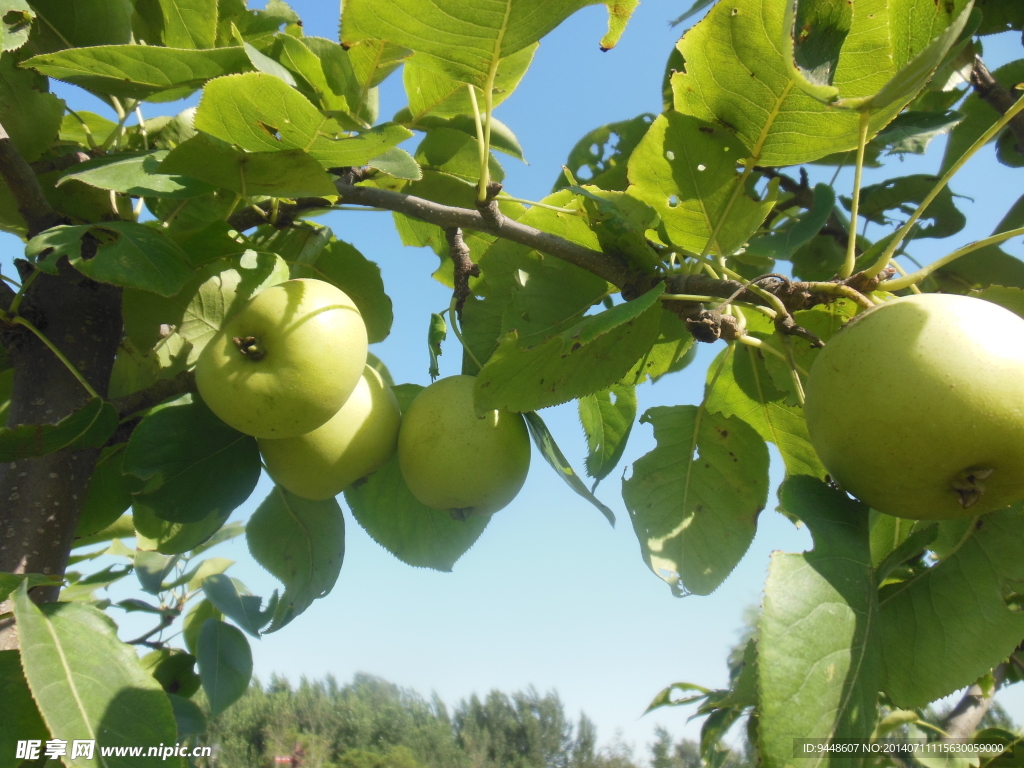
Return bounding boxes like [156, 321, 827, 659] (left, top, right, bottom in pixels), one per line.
[0, 259, 121, 650]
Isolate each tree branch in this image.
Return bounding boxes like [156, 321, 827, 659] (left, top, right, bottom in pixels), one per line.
[109, 369, 196, 419]
[970, 57, 1024, 157]
[0, 121, 63, 238]
[941, 655, 1013, 740]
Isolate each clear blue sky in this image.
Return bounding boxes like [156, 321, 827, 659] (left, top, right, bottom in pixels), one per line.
[2, 1, 1022, 758]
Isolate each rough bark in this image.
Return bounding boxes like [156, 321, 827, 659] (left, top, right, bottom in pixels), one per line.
[0, 260, 122, 650]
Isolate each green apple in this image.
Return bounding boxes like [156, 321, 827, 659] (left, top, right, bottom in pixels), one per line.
[398, 375, 531, 517]
[195, 279, 367, 439]
[258, 365, 401, 500]
[804, 293, 1024, 520]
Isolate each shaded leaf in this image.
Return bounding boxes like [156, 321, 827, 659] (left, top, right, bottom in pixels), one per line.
[0, 649, 48, 768]
[197, 618, 252, 717]
[246, 487, 345, 632]
[622, 404, 768, 595]
[58, 150, 216, 198]
[159, 0, 217, 49]
[428, 312, 447, 379]
[76, 445, 138, 539]
[201, 573, 276, 638]
[13, 585, 179, 768]
[0, 1, 33, 52]
[758, 477, 880, 768]
[579, 383, 636, 486]
[0, 397, 117, 463]
[745, 184, 836, 260]
[0, 50, 63, 162]
[554, 114, 654, 192]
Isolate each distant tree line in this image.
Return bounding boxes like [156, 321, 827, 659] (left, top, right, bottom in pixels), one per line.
[196, 673, 720, 768]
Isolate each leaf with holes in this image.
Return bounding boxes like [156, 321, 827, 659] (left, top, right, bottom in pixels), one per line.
[758, 477, 880, 768]
[13, 584, 179, 768]
[622, 404, 768, 596]
[246, 487, 345, 632]
[475, 284, 664, 413]
[628, 113, 777, 257]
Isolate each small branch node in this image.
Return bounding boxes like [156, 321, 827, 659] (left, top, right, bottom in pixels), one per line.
[446, 227, 478, 314]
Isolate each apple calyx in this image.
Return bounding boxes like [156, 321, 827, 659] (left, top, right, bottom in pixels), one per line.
[950, 467, 995, 509]
[232, 335, 266, 361]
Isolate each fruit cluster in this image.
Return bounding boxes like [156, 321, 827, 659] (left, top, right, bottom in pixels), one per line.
[195, 279, 531, 515]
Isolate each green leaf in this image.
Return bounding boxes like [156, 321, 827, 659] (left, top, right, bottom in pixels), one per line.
[845, 174, 965, 240]
[402, 43, 537, 121]
[474, 285, 665, 413]
[622, 404, 769, 596]
[758, 477, 880, 768]
[124, 397, 261, 524]
[622, 311, 696, 385]
[286, 235, 393, 344]
[178, 250, 291, 361]
[341, 0, 637, 87]
[0, 650, 48, 768]
[367, 146, 422, 180]
[159, 0, 217, 49]
[745, 184, 836, 260]
[344, 456, 489, 572]
[579, 383, 636, 486]
[28, 222, 195, 297]
[168, 693, 206, 738]
[0, 573, 62, 603]
[0, 397, 117, 462]
[57, 150, 216, 198]
[71, 515, 134, 550]
[671, 0, 969, 166]
[182, 599, 221, 655]
[972, 285, 1024, 317]
[554, 114, 654, 193]
[705, 344, 825, 479]
[194, 73, 412, 167]
[935, 193, 1024, 291]
[12, 585, 179, 767]
[416, 126, 504, 183]
[398, 111, 525, 161]
[524, 410, 615, 526]
[879, 506, 1024, 708]
[627, 113, 777, 257]
[76, 445, 138, 539]
[428, 312, 447, 379]
[25, 0, 132, 51]
[145, 650, 201, 698]
[0, 1, 33, 52]
[874, 110, 964, 157]
[197, 618, 253, 717]
[201, 573, 276, 638]
[133, 503, 233, 555]
[134, 549, 179, 594]
[22, 45, 252, 100]
[0, 51, 63, 162]
[942, 60, 1024, 174]
[241, 40, 297, 87]
[246, 487, 345, 632]
[159, 133, 338, 198]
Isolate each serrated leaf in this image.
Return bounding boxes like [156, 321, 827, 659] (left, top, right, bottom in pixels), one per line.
[124, 397, 261, 524]
[672, 0, 970, 166]
[758, 477, 880, 768]
[246, 487, 344, 632]
[879, 506, 1024, 708]
[474, 284, 665, 413]
[622, 404, 768, 596]
[197, 618, 252, 717]
[0, 1, 33, 52]
[403, 43, 536, 121]
[201, 573, 275, 638]
[0, 397, 117, 462]
[0, 649, 48, 768]
[159, 133, 338, 198]
[524, 410, 615, 526]
[195, 73, 412, 168]
[0, 51, 63, 162]
[344, 456, 488, 572]
[160, 0, 217, 49]
[705, 344, 824, 479]
[428, 312, 447, 379]
[13, 585, 179, 768]
[286, 235, 393, 343]
[23, 45, 252, 100]
[58, 150, 215, 198]
[579, 384, 636, 486]
[342, 0, 636, 87]
[627, 113, 777, 257]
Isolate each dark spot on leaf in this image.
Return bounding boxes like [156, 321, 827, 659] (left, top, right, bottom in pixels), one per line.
[699, 126, 714, 134]
[975, 519, 984, 530]
[695, 505, 703, 512]
[571, 342, 582, 352]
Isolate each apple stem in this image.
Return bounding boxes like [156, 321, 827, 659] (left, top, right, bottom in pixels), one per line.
[232, 335, 266, 361]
